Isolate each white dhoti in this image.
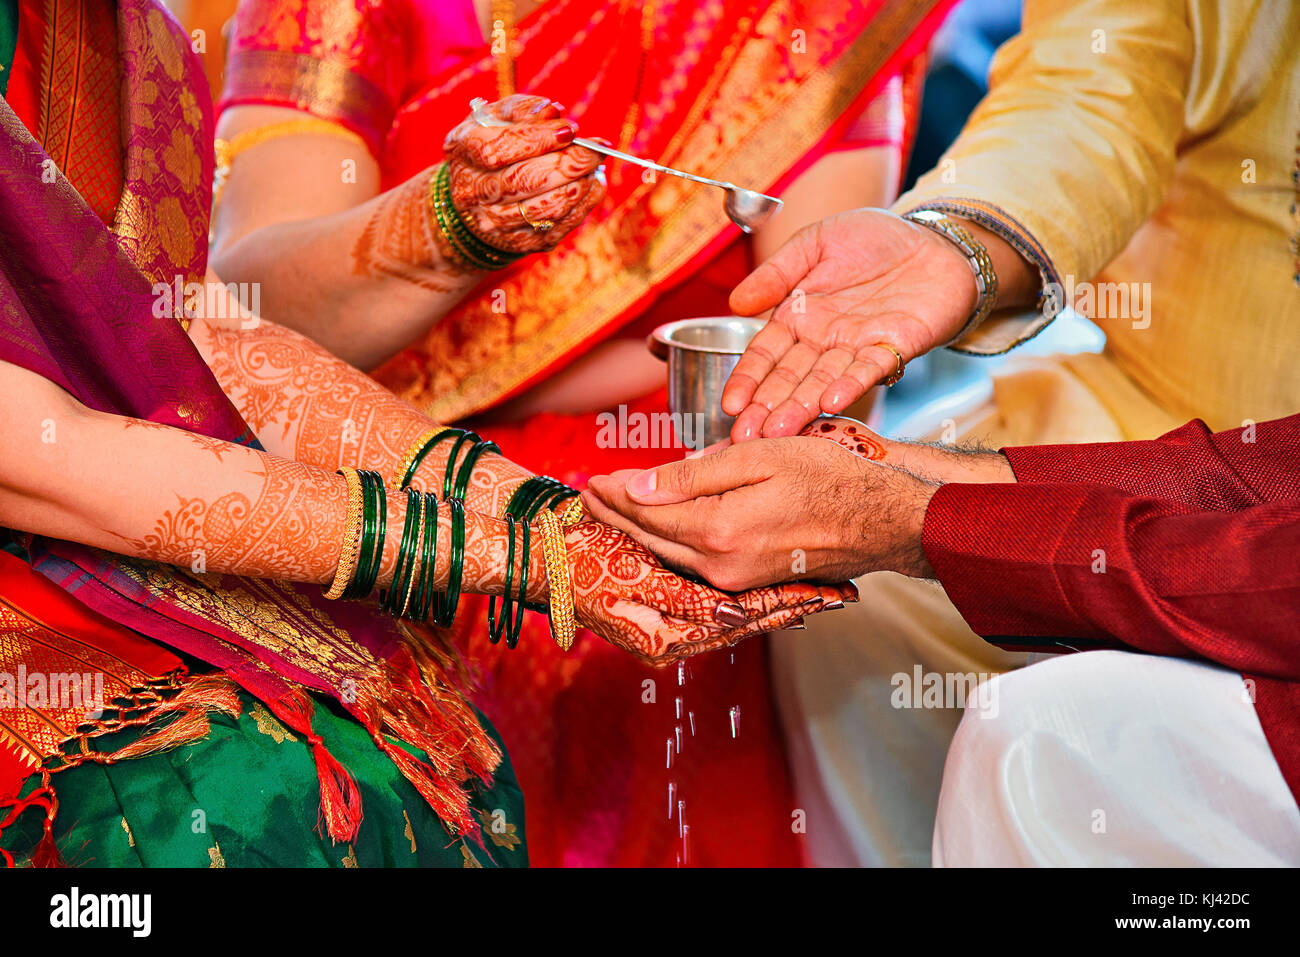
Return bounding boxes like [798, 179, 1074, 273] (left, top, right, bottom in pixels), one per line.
[933, 650, 1300, 866]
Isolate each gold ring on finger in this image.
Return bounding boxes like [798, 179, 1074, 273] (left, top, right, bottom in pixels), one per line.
[876, 342, 905, 387]
[519, 202, 556, 233]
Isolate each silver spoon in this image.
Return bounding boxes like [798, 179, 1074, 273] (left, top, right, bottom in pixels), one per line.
[469, 98, 783, 233]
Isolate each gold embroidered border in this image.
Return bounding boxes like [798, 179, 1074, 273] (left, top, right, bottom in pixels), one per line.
[223, 48, 393, 154]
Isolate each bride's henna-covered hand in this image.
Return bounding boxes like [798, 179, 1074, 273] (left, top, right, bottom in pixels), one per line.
[443, 95, 605, 255]
[563, 521, 855, 665]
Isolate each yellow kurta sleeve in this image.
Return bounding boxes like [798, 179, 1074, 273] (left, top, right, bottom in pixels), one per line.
[893, 0, 1194, 354]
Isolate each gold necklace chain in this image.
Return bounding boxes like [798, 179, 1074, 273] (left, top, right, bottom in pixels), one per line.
[490, 0, 655, 152]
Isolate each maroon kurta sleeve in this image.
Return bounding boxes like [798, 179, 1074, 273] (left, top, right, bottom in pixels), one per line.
[921, 415, 1300, 677]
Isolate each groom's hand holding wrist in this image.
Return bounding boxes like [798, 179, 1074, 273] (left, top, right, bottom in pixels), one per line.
[584, 418, 1019, 590]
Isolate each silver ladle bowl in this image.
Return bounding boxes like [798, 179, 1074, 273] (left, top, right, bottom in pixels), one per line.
[469, 98, 783, 233]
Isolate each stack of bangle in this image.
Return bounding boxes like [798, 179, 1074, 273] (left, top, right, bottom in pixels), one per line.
[499, 475, 582, 648]
[392, 428, 450, 489]
[404, 491, 442, 623]
[324, 467, 388, 601]
[428, 162, 523, 272]
[504, 475, 580, 522]
[387, 427, 501, 628]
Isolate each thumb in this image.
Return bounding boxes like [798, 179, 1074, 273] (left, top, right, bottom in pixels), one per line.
[625, 449, 750, 505]
[729, 223, 820, 316]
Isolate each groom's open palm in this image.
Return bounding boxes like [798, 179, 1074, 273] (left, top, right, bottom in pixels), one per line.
[722, 208, 977, 440]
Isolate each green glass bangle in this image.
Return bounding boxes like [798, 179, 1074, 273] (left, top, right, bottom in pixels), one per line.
[433, 164, 520, 270]
[408, 491, 439, 623]
[382, 487, 421, 615]
[353, 470, 387, 599]
[435, 163, 521, 267]
[344, 469, 379, 600]
[508, 516, 531, 647]
[505, 476, 566, 519]
[452, 437, 499, 501]
[400, 428, 464, 491]
[441, 430, 479, 499]
[431, 187, 504, 272]
[535, 486, 579, 516]
[487, 513, 516, 644]
[433, 497, 466, 628]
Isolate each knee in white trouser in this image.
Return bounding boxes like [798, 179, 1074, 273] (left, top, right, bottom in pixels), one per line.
[931, 652, 1134, 865]
[932, 650, 1299, 866]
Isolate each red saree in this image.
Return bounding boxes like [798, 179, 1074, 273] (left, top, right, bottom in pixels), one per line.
[221, 0, 953, 866]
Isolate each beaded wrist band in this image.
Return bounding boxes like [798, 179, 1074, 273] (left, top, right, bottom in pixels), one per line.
[903, 209, 999, 340]
[537, 509, 576, 651]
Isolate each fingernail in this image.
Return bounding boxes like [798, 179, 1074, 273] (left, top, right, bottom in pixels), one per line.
[787, 620, 807, 630]
[824, 600, 845, 610]
[557, 124, 576, 145]
[714, 601, 748, 628]
[626, 469, 657, 498]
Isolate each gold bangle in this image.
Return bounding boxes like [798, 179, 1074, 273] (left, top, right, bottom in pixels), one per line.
[498, 478, 530, 517]
[391, 427, 448, 489]
[324, 467, 366, 600]
[559, 495, 585, 527]
[536, 510, 577, 651]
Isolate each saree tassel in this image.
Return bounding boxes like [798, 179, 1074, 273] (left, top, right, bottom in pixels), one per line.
[370, 733, 481, 842]
[29, 817, 64, 869]
[382, 642, 501, 783]
[0, 775, 64, 868]
[267, 689, 363, 844]
[101, 674, 242, 763]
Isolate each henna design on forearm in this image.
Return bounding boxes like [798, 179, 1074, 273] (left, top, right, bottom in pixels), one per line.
[351, 171, 478, 288]
[198, 319, 535, 515]
[119, 449, 346, 584]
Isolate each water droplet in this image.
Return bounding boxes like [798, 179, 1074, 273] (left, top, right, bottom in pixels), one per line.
[675, 695, 682, 720]
[677, 800, 686, 839]
[675, 724, 683, 753]
[729, 705, 741, 738]
[681, 824, 691, 866]
[666, 737, 674, 769]
[688, 711, 696, 737]
[677, 661, 686, 686]
[668, 781, 676, 819]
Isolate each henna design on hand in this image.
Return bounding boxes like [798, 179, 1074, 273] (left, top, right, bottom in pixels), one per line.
[563, 521, 838, 664]
[800, 416, 889, 460]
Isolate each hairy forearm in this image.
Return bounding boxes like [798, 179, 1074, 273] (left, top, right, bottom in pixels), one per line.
[192, 313, 537, 516]
[210, 170, 482, 368]
[883, 440, 1016, 486]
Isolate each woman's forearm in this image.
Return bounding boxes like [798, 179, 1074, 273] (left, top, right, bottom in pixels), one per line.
[191, 312, 538, 517]
[0, 360, 545, 600]
[211, 171, 484, 368]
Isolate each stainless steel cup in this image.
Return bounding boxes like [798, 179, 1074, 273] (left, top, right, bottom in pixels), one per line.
[648, 317, 766, 450]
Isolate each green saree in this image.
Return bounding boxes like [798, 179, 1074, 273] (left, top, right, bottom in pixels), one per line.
[1, 690, 527, 868]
